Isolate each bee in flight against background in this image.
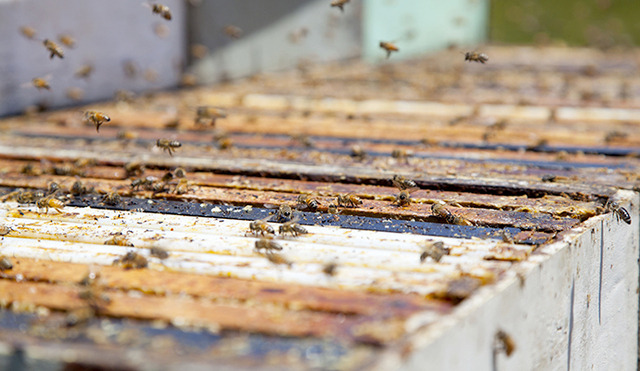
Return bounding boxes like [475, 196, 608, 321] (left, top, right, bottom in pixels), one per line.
[43, 39, 63, 59]
[156, 138, 182, 156]
[147, 3, 172, 20]
[223, 25, 243, 39]
[380, 41, 399, 59]
[32, 77, 51, 90]
[83, 111, 111, 132]
[196, 106, 227, 126]
[464, 51, 489, 64]
[330, 0, 350, 12]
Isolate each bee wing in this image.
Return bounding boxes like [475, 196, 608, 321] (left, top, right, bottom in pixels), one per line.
[264, 203, 279, 210]
[405, 186, 419, 194]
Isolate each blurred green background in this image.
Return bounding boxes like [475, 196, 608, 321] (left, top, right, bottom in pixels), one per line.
[491, 0, 640, 47]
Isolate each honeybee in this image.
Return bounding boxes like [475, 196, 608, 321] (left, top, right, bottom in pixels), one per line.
[322, 262, 337, 276]
[264, 251, 292, 267]
[83, 111, 111, 132]
[113, 251, 148, 269]
[296, 194, 320, 211]
[66, 87, 84, 101]
[606, 200, 631, 225]
[272, 204, 294, 222]
[288, 27, 309, 44]
[20, 163, 42, 176]
[0, 225, 12, 236]
[173, 167, 186, 178]
[327, 203, 339, 214]
[196, 106, 227, 126]
[75, 64, 93, 79]
[290, 134, 315, 148]
[124, 161, 145, 177]
[58, 34, 76, 48]
[248, 216, 275, 236]
[122, 60, 138, 79]
[350, 145, 367, 161]
[216, 136, 233, 150]
[149, 3, 172, 20]
[71, 180, 91, 196]
[501, 230, 515, 243]
[392, 175, 417, 190]
[130, 176, 157, 191]
[223, 25, 243, 39]
[2, 189, 42, 204]
[104, 233, 134, 247]
[36, 194, 65, 213]
[32, 77, 51, 90]
[156, 139, 181, 156]
[391, 148, 412, 161]
[0, 257, 13, 271]
[161, 171, 174, 183]
[180, 73, 198, 87]
[380, 41, 399, 59]
[254, 238, 283, 252]
[174, 178, 190, 194]
[43, 39, 64, 59]
[495, 330, 516, 357]
[420, 240, 450, 263]
[150, 246, 169, 259]
[337, 194, 362, 208]
[101, 191, 122, 206]
[279, 217, 308, 237]
[431, 201, 473, 226]
[190, 44, 208, 59]
[464, 51, 488, 64]
[20, 26, 37, 39]
[47, 181, 60, 195]
[330, 0, 350, 12]
[394, 190, 413, 207]
[52, 162, 85, 177]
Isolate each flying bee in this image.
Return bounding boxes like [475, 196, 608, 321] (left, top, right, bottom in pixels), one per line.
[337, 193, 362, 208]
[196, 106, 227, 126]
[174, 178, 190, 194]
[464, 51, 488, 64]
[296, 194, 320, 211]
[83, 111, 111, 132]
[148, 3, 172, 20]
[420, 240, 450, 263]
[66, 87, 84, 101]
[113, 251, 148, 269]
[606, 200, 631, 225]
[20, 163, 42, 176]
[58, 34, 76, 48]
[330, 0, 350, 12]
[254, 238, 283, 252]
[279, 217, 308, 237]
[156, 138, 181, 156]
[20, 26, 37, 39]
[380, 41, 399, 59]
[223, 25, 243, 39]
[43, 39, 63, 59]
[495, 330, 516, 357]
[248, 216, 275, 236]
[0, 256, 13, 271]
[263, 251, 292, 267]
[104, 233, 134, 247]
[431, 201, 473, 226]
[392, 175, 417, 190]
[36, 195, 65, 214]
[32, 77, 51, 90]
[150, 246, 169, 259]
[101, 191, 121, 206]
[74, 64, 94, 79]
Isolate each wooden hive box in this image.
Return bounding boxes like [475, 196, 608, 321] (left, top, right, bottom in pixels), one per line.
[0, 46, 638, 370]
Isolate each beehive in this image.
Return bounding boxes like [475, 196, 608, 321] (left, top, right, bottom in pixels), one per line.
[0, 46, 638, 370]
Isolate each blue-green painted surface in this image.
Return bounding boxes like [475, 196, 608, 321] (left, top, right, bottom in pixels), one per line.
[363, 0, 489, 61]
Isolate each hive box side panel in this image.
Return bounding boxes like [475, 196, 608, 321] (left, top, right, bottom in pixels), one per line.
[377, 191, 638, 371]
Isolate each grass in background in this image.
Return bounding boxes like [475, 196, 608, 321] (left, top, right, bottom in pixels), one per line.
[490, 0, 640, 47]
